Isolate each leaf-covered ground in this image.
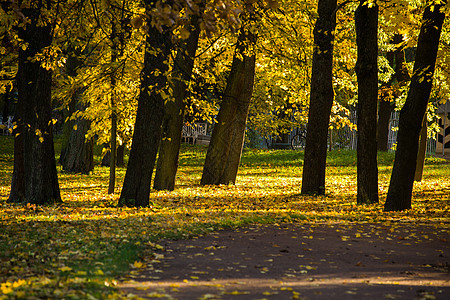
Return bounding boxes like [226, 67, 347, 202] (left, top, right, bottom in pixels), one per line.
[0, 136, 449, 299]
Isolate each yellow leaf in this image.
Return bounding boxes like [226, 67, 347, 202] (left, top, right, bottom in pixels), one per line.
[59, 266, 72, 272]
[76, 271, 87, 276]
[95, 269, 104, 275]
[132, 261, 145, 269]
[1, 283, 13, 294]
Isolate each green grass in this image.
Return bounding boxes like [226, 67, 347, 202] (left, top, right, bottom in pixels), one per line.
[0, 135, 449, 299]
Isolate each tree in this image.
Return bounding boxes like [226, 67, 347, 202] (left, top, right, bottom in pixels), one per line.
[384, 0, 446, 211]
[355, 0, 378, 204]
[301, 0, 337, 195]
[7, 104, 25, 203]
[59, 53, 94, 174]
[154, 5, 203, 191]
[60, 102, 94, 174]
[13, 1, 61, 204]
[118, 7, 172, 207]
[414, 115, 427, 181]
[201, 12, 258, 185]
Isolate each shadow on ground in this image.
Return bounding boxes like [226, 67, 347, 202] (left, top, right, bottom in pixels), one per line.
[120, 222, 450, 299]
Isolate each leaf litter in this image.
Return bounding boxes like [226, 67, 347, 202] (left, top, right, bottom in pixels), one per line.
[0, 145, 449, 299]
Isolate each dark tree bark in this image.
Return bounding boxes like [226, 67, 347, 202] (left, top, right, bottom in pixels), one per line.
[108, 13, 123, 194]
[414, 116, 427, 181]
[101, 146, 111, 166]
[301, 0, 337, 195]
[59, 99, 76, 164]
[201, 15, 257, 185]
[7, 115, 25, 203]
[221, 86, 255, 183]
[154, 9, 202, 191]
[118, 22, 171, 207]
[108, 79, 117, 194]
[59, 50, 80, 163]
[59, 52, 94, 174]
[355, 0, 379, 204]
[384, 1, 446, 211]
[15, 3, 61, 204]
[377, 99, 394, 151]
[116, 144, 125, 167]
[60, 103, 94, 174]
[102, 144, 125, 167]
[2, 89, 10, 124]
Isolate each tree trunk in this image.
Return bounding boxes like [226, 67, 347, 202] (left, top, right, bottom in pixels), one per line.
[221, 89, 254, 184]
[60, 102, 94, 174]
[118, 22, 171, 207]
[108, 87, 117, 194]
[7, 115, 25, 203]
[108, 18, 120, 194]
[301, 0, 337, 195]
[384, 1, 446, 211]
[2, 89, 10, 124]
[355, 0, 379, 204]
[102, 144, 125, 166]
[59, 50, 81, 163]
[377, 99, 394, 151]
[116, 144, 125, 167]
[101, 146, 111, 166]
[414, 115, 427, 181]
[60, 50, 93, 174]
[154, 9, 202, 191]
[16, 5, 61, 204]
[59, 100, 75, 164]
[201, 15, 257, 185]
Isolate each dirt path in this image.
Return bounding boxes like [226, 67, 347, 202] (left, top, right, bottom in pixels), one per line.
[120, 222, 450, 299]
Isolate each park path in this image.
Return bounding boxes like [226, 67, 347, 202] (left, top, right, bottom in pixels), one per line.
[120, 222, 450, 300]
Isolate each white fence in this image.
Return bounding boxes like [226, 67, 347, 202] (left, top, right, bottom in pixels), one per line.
[0, 116, 13, 135]
[182, 123, 209, 145]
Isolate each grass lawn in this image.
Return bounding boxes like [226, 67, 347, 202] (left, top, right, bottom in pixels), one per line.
[0, 135, 449, 299]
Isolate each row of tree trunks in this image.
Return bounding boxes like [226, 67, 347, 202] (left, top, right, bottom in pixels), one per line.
[154, 5, 203, 191]
[9, 3, 61, 204]
[355, 0, 379, 204]
[301, 0, 337, 195]
[384, 0, 446, 211]
[118, 18, 172, 206]
[200, 13, 258, 185]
